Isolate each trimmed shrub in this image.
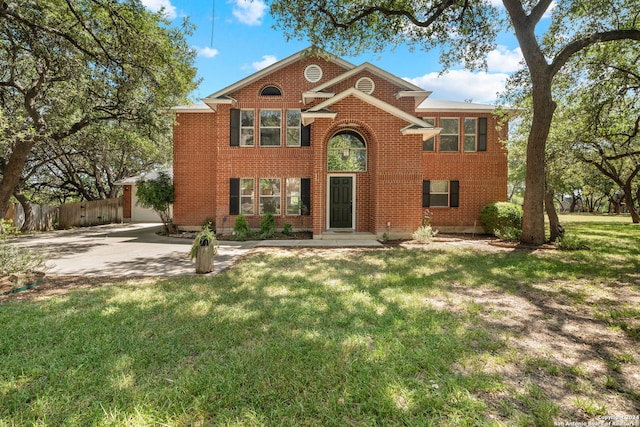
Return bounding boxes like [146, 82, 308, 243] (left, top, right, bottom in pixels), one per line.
[480, 202, 523, 236]
[233, 214, 251, 238]
[260, 213, 275, 239]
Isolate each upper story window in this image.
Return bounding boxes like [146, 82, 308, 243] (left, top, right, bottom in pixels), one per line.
[440, 118, 459, 152]
[464, 118, 477, 152]
[260, 85, 282, 96]
[327, 130, 367, 172]
[240, 110, 254, 146]
[260, 110, 282, 146]
[422, 118, 436, 151]
[286, 110, 301, 146]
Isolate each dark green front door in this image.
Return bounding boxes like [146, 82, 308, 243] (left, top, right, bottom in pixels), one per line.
[330, 176, 353, 228]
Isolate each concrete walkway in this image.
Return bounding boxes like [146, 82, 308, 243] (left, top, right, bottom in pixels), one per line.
[10, 223, 381, 277]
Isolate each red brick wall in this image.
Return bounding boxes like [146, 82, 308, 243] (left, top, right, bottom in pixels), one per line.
[172, 57, 508, 236]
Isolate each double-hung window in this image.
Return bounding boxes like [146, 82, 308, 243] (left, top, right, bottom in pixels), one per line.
[464, 118, 477, 152]
[286, 178, 301, 214]
[240, 110, 254, 146]
[240, 178, 254, 215]
[422, 118, 436, 151]
[286, 110, 301, 146]
[260, 178, 281, 214]
[422, 180, 460, 208]
[440, 118, 459, 152]
[260, 110, 281, 146]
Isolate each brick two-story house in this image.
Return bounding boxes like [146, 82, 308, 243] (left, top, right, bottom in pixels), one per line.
[172, 48, 507, 239]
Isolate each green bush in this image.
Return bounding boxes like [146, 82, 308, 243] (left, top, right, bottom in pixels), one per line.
[282, 223, 293, 236]
[480, 202, 523, 236]
[260, 213, 275, 239]
[233, 214, 251, 235]
[495, 226, 522, 242]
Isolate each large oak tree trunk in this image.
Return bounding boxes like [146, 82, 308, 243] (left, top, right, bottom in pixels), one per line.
[521, 80, 556, 245]
[0, 141, 35, 232]
[13, 191, 36, 232]
[545, 185, 564, 242]
[623, 182, 640, 223]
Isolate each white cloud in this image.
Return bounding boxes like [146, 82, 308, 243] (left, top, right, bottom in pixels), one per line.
[405, 69, 509, 103]
[486, 45, 523, 73]
[195, 46, 219, 58]
[140, 0, 177, 20]
[245, 55, 278, 71]
[232, 0, 267, 26]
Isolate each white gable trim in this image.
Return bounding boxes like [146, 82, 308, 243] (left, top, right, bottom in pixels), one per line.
[202, 48, 355, 102]
[309, 62, 425, 93]
[307, 88, 431, 129]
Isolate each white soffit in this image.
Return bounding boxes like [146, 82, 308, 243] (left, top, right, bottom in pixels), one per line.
[416, 98, 496, 113]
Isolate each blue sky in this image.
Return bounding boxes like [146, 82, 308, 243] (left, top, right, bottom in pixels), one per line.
[140, 0, 549, 104]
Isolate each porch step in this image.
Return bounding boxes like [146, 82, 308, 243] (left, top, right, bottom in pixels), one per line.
[319, 231, 378, 241]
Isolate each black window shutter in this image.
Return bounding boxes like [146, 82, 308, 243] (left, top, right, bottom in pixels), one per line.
[300, 178, 311, 215]
[478, 117, 487, 152]
[422, 180, 430, 208]
[229, 178, 240, 215]
[301, 124, 311, 146]
[450, 180, 460, 208]
[229, 109, 240, 146]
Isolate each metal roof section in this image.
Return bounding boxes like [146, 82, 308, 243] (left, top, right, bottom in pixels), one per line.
[400, 124, 441, 140]
[416, 98, 497, 113]
[172, 103, 216, 113]
[115, 167, 173, 185]
[201, 47, 355, 105]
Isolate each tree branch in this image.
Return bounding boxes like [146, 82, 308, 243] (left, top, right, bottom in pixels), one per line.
[551, 30, 640, 77]
[318, 0, 457, 30]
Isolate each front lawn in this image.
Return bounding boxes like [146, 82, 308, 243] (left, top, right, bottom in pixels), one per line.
[1, 221, 638, 426]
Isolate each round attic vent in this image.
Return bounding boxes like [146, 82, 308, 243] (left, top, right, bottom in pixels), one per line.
[304, 64, 323, 83]
[355, 77, 375, 94]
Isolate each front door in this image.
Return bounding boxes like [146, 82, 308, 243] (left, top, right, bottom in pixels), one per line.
[329, 176, 353, 228]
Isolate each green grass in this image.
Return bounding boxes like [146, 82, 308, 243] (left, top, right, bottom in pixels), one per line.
[1, 221, 639, 426]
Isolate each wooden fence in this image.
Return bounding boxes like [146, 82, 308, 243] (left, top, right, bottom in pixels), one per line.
[58, 198, 123, 228]
[3, 197, 123, 231]
[8, 203, 59, 231]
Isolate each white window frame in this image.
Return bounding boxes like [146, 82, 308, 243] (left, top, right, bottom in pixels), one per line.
[439, 118, 459, 152]
[430, 180, 450, 207]
[464, 118, 477, 152]
[259, 109, 282, 147]
[240, 178, 254, 215]
[286, 110, 301, 147]
[259, 178, 281, 215]
[422, 117, 436, 152]
[286, 178, 301, 215]
[240, 110, 254, 147]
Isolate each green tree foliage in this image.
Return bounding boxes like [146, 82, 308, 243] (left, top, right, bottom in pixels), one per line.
[136, 172, 175, 233]
[0, 0, 198, 227]
[270, 0, 640, 245]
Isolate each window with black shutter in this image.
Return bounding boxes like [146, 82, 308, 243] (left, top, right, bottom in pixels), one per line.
[229, 109, 240, 146]
[301, 178, 311, 215]
[478, 117, 487, 152]
[229, 178, 240, 215]
[422, 180, 431, 208]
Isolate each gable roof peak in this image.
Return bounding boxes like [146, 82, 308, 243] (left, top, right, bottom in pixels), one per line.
[201, 46, 355, 107]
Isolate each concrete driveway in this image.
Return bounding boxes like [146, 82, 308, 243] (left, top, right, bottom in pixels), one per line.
[12, 223, 258, 276]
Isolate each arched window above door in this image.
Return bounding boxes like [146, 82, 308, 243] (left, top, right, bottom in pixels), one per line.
[327, 130, 367, 172]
